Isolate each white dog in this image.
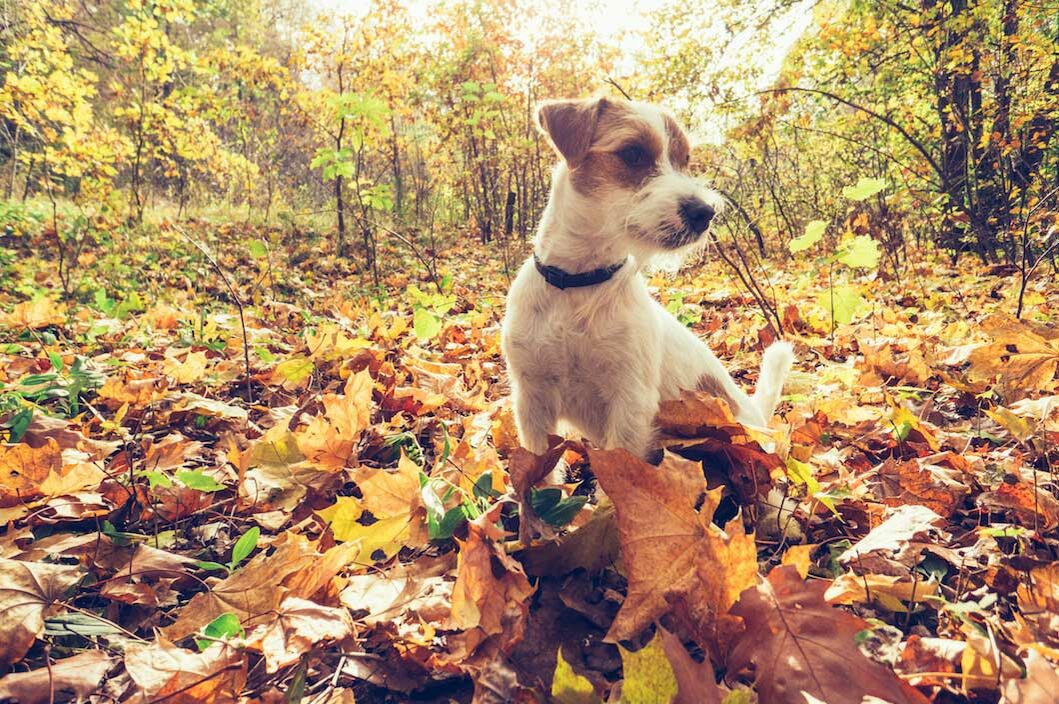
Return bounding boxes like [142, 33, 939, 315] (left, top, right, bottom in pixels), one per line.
[501, 96, 794, 459]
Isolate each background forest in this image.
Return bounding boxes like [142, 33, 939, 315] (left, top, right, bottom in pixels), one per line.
[1, 1, 1059, 703]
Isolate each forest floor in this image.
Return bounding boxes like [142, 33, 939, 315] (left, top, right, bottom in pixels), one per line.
[0, 213, 1057, 704]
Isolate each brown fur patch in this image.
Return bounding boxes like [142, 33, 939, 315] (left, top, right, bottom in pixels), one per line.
[570, 101, 663, 195]
[663, 114, 691, 171]
[537, 99, 605, 167]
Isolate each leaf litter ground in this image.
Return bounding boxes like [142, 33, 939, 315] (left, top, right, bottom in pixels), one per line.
[0, 220, 1057, 703]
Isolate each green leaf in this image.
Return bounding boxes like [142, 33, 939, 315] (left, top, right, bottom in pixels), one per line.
[413, 307, 442, 340]
[229, 526, 259, 569]
[473, 471, 499, 501]
[273, 356, 314, 385]
[248, 239, 268, 258]
[789, 220, 827, 253]
[195, 560, 229, 573]
[530, 487, 588, 528]
[176, 469, 225, 492]
[817, 283, 867, 325]
[47, 350, 64, 372]
[3, 408, 33, 442]
[195, 612, 244, 651]
[141, 470, 173, 489]
[836, 235, 881, 269]
[842, 177, 887, 200]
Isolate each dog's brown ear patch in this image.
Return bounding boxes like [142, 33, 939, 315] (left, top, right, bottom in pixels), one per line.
[536, 98, 606, 167]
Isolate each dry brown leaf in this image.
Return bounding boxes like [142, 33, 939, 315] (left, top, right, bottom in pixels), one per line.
[726, 565, 928, 704]
[967, 315, 1059, 402]
[978, 481, 1059, 531]
[0, 557, 82, 665]
[451, 507, 535, 652]
[296, 368, 374, 471]
[124, 638, 247, 704]
[162, 532, 318, 641]
[839, 504, 950, 576]
[243, 596, 355, 672]
[0, 649, 113, 704]
[587, 448, 759, 644]
[874, 457, 970, 518]
[0, 439, 62, 507]
[1001, 650, 1059, 704]
[656, 391, 739, 437]
[658, 627, 724, 704]
[0, 297, 66, 329]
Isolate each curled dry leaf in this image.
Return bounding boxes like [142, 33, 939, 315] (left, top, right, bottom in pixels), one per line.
[0, 557, 82, 665]
[977, 481, 1059, 532]
[586, 448, 758, 644]
[296, 367, 374, 471]
[0, 649, 113, 704]
[124, 638, 247, 704]
[243, 596, 355, 673]
[450, 507, 535, 654]
[1001, 650, 1059, 704]
[839, 504, 950, 576]
[163, 531, 318, 641]
[726, 565, 928, 704]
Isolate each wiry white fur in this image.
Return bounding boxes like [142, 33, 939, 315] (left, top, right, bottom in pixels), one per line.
[501, 100, 794, 458]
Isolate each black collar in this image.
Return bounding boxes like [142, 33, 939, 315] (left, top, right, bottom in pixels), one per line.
[533, 254, 628, 290]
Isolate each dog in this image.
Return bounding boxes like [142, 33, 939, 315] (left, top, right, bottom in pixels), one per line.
[500, 96, 794, 459]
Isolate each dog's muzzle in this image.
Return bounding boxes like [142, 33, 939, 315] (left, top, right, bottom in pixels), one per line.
[679, 197, 715, 235]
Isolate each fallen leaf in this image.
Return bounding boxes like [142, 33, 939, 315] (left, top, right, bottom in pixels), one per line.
[551, 647, 600, 704]
[839, 504, 950, 576]
[619, 629, 678, 703]
[124, 638, 247, 704]
[297, 368, 374, 470]
[163, 532, 318, 641]
[587, 448, 758, 644]
[1001, 650, 1059, 704]
[451, 507, 534, 652]
[243, 596, 355, 672]
[0, 557, 82, 664]
[163, 350, 210, 384]
[726, 565, 928, 704]
[0, 649, 113, 704]
[978, 481, 1059, 531]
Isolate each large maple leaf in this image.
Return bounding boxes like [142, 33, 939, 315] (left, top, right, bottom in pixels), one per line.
[727, 565, 928, 704]
[586, 448, 758, 644]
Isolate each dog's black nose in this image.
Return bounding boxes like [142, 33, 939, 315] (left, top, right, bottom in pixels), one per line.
[679, 198, 715, 234]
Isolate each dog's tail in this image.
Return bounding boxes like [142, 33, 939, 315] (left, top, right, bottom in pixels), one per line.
[753, 341, 794, 419]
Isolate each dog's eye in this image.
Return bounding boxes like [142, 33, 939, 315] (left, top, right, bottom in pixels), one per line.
[617, 145, 649, 168]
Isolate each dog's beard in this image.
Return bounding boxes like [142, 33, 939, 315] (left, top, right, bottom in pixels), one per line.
[657, 221, 704, 250]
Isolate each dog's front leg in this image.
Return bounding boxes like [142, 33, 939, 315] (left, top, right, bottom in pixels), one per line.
[511, 379, 559, 455]
[600, 394, 659, 459]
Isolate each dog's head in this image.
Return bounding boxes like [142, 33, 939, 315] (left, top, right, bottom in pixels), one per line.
[537, 96, 722, 255]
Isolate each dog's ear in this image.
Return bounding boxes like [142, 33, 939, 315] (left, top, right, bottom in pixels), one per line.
[536, 98, 607, 167]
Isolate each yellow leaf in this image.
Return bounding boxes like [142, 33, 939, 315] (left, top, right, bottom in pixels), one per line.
[552, 648, 600, 704]
[620, 630, 679, 704]
[163, 350, 209, 384]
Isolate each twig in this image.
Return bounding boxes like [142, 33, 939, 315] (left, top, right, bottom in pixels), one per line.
[605, 77, 633, 101]
[174, 225, 254, 404]
[368, 219, 443, 292]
